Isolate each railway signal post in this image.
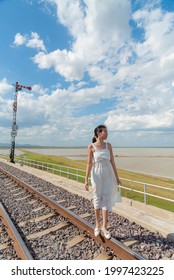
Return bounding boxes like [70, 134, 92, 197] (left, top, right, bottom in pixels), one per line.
[9, 82, 32, 163]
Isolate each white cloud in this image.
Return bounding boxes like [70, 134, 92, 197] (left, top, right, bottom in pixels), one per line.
[0, 74, 174, 146]
[0, 78, 13, 95]
[133, 7, 174, 58]
[13, 33, 26, 46]
[0, 77, 106, 144]
[34, 0, 131, 81]
[105, 110, 174, 131]
[33, 49, 84, 81]
[13, 32, 46, 52]
[32, 84, 49, 95]
[52, 0, 85, 37]
[26, 32, 47, 52]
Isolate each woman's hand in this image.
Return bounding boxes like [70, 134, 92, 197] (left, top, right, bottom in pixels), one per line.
[85, 182, 89, 191]
[117, 178, 121, 185]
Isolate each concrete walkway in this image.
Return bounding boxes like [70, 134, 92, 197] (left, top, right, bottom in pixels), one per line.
[0, 158, 174, 239]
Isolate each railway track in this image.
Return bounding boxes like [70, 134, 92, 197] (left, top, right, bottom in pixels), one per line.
[0, 160, 173, 260]
[0, 202, 33, 260]
[0, 166, 144, 260]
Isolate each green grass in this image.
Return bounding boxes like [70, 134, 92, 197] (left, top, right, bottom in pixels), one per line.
[17, 151, 86, 183]
[3, 151, 174, 212]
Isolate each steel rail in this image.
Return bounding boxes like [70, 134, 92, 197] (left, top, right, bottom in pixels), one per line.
[0, 167, 145, 260]
[0, 202, 33, 260]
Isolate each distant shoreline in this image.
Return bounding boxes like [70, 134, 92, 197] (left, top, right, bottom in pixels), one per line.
[1, 146, 174, 149]
[1, 147, 174, 179]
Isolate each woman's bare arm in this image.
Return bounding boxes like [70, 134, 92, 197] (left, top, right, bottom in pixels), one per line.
[109, 143, 121, 185]
[85, 144, 93, 191]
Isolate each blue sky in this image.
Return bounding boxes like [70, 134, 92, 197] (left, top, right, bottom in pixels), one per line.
[0, 0, 174, 147]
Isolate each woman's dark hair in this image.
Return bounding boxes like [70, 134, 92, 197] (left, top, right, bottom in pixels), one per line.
[92, 124, 107, 143]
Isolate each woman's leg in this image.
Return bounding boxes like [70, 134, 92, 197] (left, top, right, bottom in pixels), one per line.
[101, 209, 111, 239]
[102, 209, 108, 230]
[94, 209, 100, 229]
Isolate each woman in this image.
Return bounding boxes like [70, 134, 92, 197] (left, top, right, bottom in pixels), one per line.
[85, 125, 122, 239]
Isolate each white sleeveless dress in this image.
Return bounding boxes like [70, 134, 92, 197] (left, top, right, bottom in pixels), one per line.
[91, 142, 122, 210]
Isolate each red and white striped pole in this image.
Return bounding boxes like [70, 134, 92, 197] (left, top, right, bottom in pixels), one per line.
[10, 82, 32, 163]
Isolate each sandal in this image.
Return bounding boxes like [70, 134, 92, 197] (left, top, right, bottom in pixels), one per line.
[94, 228, 100, 237]
[102, 229, 111, 240]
